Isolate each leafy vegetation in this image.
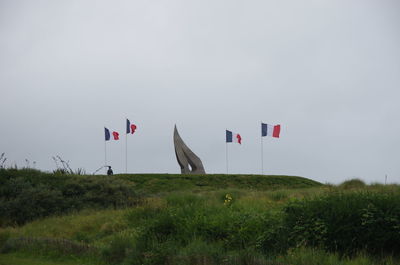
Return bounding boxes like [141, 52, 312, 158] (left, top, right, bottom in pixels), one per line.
[0, 169, 320, 226]
[283, 191, 400, 256]
[0, 169, 399, 265]
[339, 179, 366, 189]
[119, 173, 322, 193]
[0, 169, 140, 226]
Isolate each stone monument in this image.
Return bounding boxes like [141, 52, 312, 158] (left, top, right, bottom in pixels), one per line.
[173, 125, 206, 174]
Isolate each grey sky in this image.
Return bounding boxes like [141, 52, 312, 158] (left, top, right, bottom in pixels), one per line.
[1, 0, 399, 184]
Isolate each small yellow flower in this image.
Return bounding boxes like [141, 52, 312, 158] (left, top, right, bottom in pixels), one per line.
[224, 194, 233, 206]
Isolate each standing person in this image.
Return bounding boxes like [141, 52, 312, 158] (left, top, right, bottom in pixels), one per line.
[107, 166, 113, 176]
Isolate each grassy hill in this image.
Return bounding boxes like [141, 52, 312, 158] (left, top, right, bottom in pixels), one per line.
[1, 169, 399, 265]
[0, 169, 321, 226]
[118, 173, 322, 193]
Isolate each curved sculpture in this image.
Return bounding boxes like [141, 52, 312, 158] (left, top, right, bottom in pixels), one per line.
[173, 125, 206, 174]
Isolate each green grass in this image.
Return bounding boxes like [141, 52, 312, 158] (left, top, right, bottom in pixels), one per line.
[0, 252, 101, 265]
[118, 173, 322, 193]
[0, 169, 321, 226]
[1, 169, 399, 265]
[2, 186, 400, 264]
[6, 209, 128, 245]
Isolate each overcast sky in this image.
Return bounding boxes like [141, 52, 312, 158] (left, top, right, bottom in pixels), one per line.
[1, 0, 399, 184]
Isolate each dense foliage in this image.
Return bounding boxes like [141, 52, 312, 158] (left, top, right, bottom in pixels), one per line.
[0, 169, 321, 226]
[0, 169, 140, 226]
[284, 191, 400, 256]
[1, 169, 399, 265]
[98, 191, 400, 264]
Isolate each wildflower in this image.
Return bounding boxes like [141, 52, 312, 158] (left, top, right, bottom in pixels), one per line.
[224, 193, 233, 206]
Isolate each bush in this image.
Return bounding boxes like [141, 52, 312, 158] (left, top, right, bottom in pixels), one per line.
[123, 194, 269, 264]
[283, 191, 400, 256]
[255, 210, 287, 255]
[339, 179, 366, 189]
[123, 191, 400, 263]
[0, 169, 141, 226]
[2, 184, 65, 225]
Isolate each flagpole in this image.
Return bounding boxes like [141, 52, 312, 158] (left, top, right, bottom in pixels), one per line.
[125, 118, 128, 174]
[261, 121, 264, 175]
[125, 131, 128, 174]
[261, 135, 264, 175]
[226, 141, 228, 174]
[104, 139, 107, 174]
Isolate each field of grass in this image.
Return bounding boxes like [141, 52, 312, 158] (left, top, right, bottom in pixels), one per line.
[1, 169, 399, 265]
[118, 173, 322, 193]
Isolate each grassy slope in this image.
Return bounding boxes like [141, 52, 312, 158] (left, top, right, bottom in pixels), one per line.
[3, 172, 399, 265]
[0, 189, 311, 265]
[0, 172, 321, 265]
[117, 173, 322, 193]
[2, 185, 399, 265]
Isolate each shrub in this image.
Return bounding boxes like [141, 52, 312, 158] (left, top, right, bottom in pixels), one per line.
[283, 191, 400, 256]
[123, 194, 271, 265]
[339, 179, 366, 189]
[0, 169, 141, 226]
[255, 210, 287, 255]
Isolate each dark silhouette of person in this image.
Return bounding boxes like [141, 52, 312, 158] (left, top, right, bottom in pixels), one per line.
[107, 166, 113, 176]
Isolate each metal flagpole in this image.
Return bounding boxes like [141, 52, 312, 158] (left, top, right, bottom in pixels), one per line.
[125, 131, 128, 174]
[226, 141, 228, 174]
[104, 139, 107, 174]
[261, 133, 264, 175]
[125, 118, 128, 174]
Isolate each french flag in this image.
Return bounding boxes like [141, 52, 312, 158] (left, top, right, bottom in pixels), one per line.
[261, 123, 281, 138]
[105, 127, 120, 141]
[226, 130, 242, 144]
[126, 119, 137, 134]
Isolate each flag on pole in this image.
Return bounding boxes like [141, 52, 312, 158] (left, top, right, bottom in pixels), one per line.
[105, 127, 119, 141]
[126, 119, 137, 134]
[261, 123, 280, 138]
[226, 130, 242, 144]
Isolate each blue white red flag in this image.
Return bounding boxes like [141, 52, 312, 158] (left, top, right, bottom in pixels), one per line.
[126, 119, 137, 134]
[261, 123, 281, 138]
[226, 130, 242, 144]
[105, 127, 119, 141]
